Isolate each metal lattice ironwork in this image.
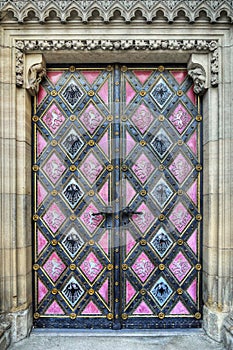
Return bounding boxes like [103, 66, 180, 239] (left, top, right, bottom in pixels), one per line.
[32, 64, 202, 329]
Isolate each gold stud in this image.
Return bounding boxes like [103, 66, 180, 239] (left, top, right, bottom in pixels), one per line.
[70, 313, 77, 319]
[107, 115, 113, 121]
[51, 90, 57, 96]
[158, 115, 165, 121]
[33, 214, 39, 221]
[140, 140, 147, 146]
[34, 312, 40, 319]
[70, 214, 76, 221]
[140, 289, 146, 295]
[140, 189, 147, 196]
[196, 214, 202, 221]
[140, 90, 146, 97]
[177, 288, 183, 295]
[33, 264, 40, 271]
[88, 289, 95, 295]
[51, 190, 58, 196]
[115, 81, 120, 86]
[32, 165, 39, 172]
[107, 165, 114, 171]
[177, 239, 184, 245]
[121, 165, 128, 171]
[177, 140, 184, 146]
[177, 90, 183, 96]
[159, 164, 165, 171]
[70, 264, 76, 271]
[159, 264, 165, 271]
[106, 313, 114, 320]
[121, 116, 128, 122]
[178, 189, 183, 196]
[121, 66, 128, 72]
[196, 164, 202, 171]
[115, 215, 119, 219]
[89, 240, 95, 246]
[195, 312, 201, 319]
[196, 115, 202, 122]
[32, 115, 39, 122]
[115, 298, 119, 302]
[195, 263, 202, 271]
[88, 140, 95, 146]
[121, 313, 128, 320]
[107, 65, 113, 72]
[88, 190, 95, 196]
[70, 115, 76, 121]
[70, 165, 77, 171]
[159, 214, 165, 221]
[115, 282, 119, 286]
[51, 239, 58, 246]
[140, 239, 147, 246]
[158, 312, 165, 319]
[69, 66, 76, 72]
[51, 140, 58, 146]
[88, 90, 95, 96]
[122, 264, 128, 271]
[115, 265, 119, 269]
[158, 66, 165, 72]
[107, 264, 114, 271]
[52, 288, 58, 295]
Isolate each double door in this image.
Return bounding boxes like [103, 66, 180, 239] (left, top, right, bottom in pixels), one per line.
[33, 64, 202, 329]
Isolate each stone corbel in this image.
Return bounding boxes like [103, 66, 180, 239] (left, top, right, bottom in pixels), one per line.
[26, 55, 46, 96]
[188, 54, 208, 95]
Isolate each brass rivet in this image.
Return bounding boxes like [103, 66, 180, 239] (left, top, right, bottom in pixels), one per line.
[158, 312, 165, 319]
[121, 116, 128, 122]
[115, 314, 119, 319]
[115, 215, 119, 219]
[88, 90, 95, 96]
[159, 264, 165, 270]
[159, 214, 165, 221]
[70, 165, 77, 171]
[34, 312, 40, 319]
[140, 289, 147, 295]
[196, 214, 202, 221]
[69, 66, 76, 72]
[107, 165, 114, 171]
[51, 239, 58, 246]
[140, 239, 147, 246]
[52, 288, 58, 295]
[121, 313, 128, 320]
[195, 312, 201, 319]
[107, 264, 114, 271]
[88, 289, 95, 295]
[122, 264, 128, 271]
[115, 131, 119, 136]
[106, 313, 114, 320]
[159, 164, 165, 171]
[140, 189, 147, 196]
[107, 115, 113, 121]
[115, 265, 119, 269]
[158, 66, 165, 72]
[121, 66, 128, 72]
[70, 264, 76, 270]
[177, 90, 183, 96]
[33, 264, 40, 271]
[140, 140, 147, 146]
[178, 189, 183, 196]
[177, 288, 183, 295]
[140, 90, 146, 97]
[115, 298, 119, 302]
[177, 140, 184, 146]
[158, 115, 165, 121]
[51, 140, 58, 146]
[121, 165, 128, 171]
[89, 240, 95, 246]
[177, 239, 184, 245]
[70, 313, 77, 319]
[196, 264, 202, 271]
[115, 81, 120, 86]
[115, 165, 119, 169]
[51, 90, 57, 96]
[115, 248, 119, 253]
[33, 214, 39, 221]
[115, 98, 120, 102]
[88, 140, 95, 146]
[70, 115, 76, 121]
[115, 281, 119, 286]
[51, 190, 58, 196]
[196, 164, 202, 171]
[70, 214, 76, 221]
[196, 115, 202, 122]
[32, 165, 39, 172]
[32, 115, 39, 122]
[107, 65, 113, 72]
[88, 190, 95, 196]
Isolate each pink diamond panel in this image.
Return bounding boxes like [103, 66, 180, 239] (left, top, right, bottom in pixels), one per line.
[169, 153, 192, 184]
[187, 131, 197, 155]
[170, 301, 189, 315]
[133, 301, 153, 315]
[98, 230, 109, 255]
[37, 230, 48, 255]
[37, 181, 47, 206]
[38, 279, 48, 303]
[125, 131, 136, 156]
[98, 180, 109, 204]
[43, 252, 66, 282]
[99, 279, 109, 304]
[126, 231, 136, 255]
[187, 180, 197, 205]
[81, 301, 101, 315]
[82, 71, 100, 85]
[125, 81, 136, 106]
[187, 229, 197, 255]
[80, 203, 103, 233]
[43, 203, 66, 233]
[43, 152, 66, 184]
[126, 280, 136, 304]
[169, 104, 191, 134]
[37, 131, 47, 156]
[125, 180, 136, 206]
[133, 70, 152, 85]
[45, 301, 64, 315]
[169, 202, 192, 233]
[80, 103, 103, 134]
[132, 153, 154, 184]
[187, 86, 197, 105]
[42, 103, 65, 134]
[131, 103, 154, 134]
[187, 278, 197, 303]
[37, 86, 47, 106]
[169, 251, 191, 282]
[132, 203, 154, 233]
[98, 130, 109, 158]
[80, 252, 103, 282]
[79, 152, 103, 185]
[47, 71, 63, 85]
[132, 252, 155, 282]
[97, 80, 109, 106]
[170, 70, 187, 85]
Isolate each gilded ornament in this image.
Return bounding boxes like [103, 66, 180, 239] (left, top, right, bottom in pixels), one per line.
[70, 214, 77, 221]
[196, 164, 202, 171]
[32, 165, 39, 172]
[32, 115, 39, 122]
[177, 140, 184, 146]
[115, 298, 119, 302]
[159, 264, 165, 270]
[89, 240, 95, 246]
[177, 90, 183, 96]
[121, 165, 128, 171]
[158, 66, 165, 72]
[121, 116, 128, 122]
[52, 288, 58, 295]
[34, 313, 40, 319]
[107, 165, 114, 171]
[88, 289, 95, 295]
[51, 190, 58, 196]
[107, 264, 114, 271]
[158, 115, 165, 121]
[70, 264, 76, 270]
[158, 312, 165, 319]
[51, 140, 58, 146]
[159, 214, 165, 221]
[88, 190, 95, 196]
[196, 115, 202, 121]
[69, 66, 76, 72]
[195, 312, 201, 319]
[121, 313, 128, 320]
[51, 90, 57, 96]
[121, 66, 128, 72]
[69, 165, 77, 171]
[177, 288, 183, 295]
[140, 90, 147, 97]
[115, 215, 119, 219]
[33, 264, 40, 271]
[51, 239, 58, 246]
[140, 140, 147, 146]
[196, 214, 202, 221]
[140, 289, 146, 295]
[106, 65, 113, 72]
[159, 164, 165, 171]
[70, 115, 77, 121]
[140, 189, 147, 196]
[177, 239, 184, 245]
[115, 81, 120, 86]
[122, 264, 128, 270]
[178, 189, 183, 195]
[88, 140, 95, 146]
[107, 115, 113, 121]
[70, 313, 77, 319]
[106, 313, 114, 320]
[88, 90, 95, 96]
[140, 239, 147, 246]
[33, 214, 39, 221]
[196, 264, 202, 271]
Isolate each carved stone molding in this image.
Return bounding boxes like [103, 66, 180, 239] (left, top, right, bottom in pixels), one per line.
[1, 0, 233, 24]
[26, 58, 46, 96]
[15, 39, 219, 90]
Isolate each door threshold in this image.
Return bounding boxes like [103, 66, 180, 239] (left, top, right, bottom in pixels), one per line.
[32, 328, 205, 337]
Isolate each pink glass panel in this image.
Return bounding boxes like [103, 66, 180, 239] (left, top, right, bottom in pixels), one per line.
[125, 131, 136, 156]
[47, 71, 63, 85]
[133, 70, 152, 85]
[187, 130, 197, 155]
[133, 301, 153, 315]
[169, 104, 191, 134]
[126, 231, 136, 255]
[98, 130, 109, 158]
[187, 85, 197, 105]
[126, 180, 136, 206]
[38, 279, 48, 303]
[169, 153, 192, 184]
[42, 103, 65, 134]
[37, 131, 47, 156]
[43, 153, 66, 184]
[187, 180, 197, 205]
[170, 70, 187, 85]
[37, 86, 47, 106]
[187, 229, 197, 255]
[187, 278, 197, 303]
[132, 252, 154, 282]
[170, 301, 189, 315]
[126, 280, 136, 304]
[125, 81, 136, 106]
[169, 202, 192, 233]
[132, 203, 154, 233]
[37, 181, 47, 206]
[98, 230, 109, 255]
[82, 71, 100, 85]
[98, 180, 109, 204]
[169, 252, 191, 282]
[79, 203, 103, 233]
[81, 301, 101, 315]
[37, 230, 48, 255]
[80, 252, 103, 282]
[99, 279, 109, 304]
[80, 103, 103, 134]
[98, 80, 109, 106]
[132, 153, 154, 184]
[43, 203, 66, 233]
[79, 152, 103, 184]
[45, 301, 64, 315]
[43, 252, 66, 282]
[131, 103, 154, 134]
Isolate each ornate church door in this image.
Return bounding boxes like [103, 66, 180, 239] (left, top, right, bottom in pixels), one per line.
[32, 64, 202, 329]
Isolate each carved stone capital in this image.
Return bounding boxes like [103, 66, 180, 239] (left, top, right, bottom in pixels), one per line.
[26, 57, 46, 96]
